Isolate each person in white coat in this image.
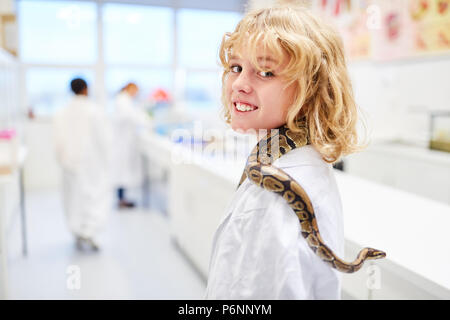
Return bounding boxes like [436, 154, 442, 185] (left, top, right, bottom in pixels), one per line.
[205, 6, 367, 299]
[205, 145, 345, 299]
[54, 78, 113, 251]
[113, 82, 151, 209]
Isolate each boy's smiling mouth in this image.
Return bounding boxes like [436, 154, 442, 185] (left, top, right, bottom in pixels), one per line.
[233, 101, 259, 113]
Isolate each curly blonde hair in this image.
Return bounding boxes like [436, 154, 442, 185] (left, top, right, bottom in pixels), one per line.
[219, 5, 368, 163]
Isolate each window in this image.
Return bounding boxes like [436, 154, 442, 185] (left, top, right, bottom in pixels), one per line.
[103, 4, 173, 65]
[177, 9, 241, 114]
[18, 0, 97, 64]
[103, 4, 174, 113]
[105, 67, 173, 111]
[184, 71, 222, 112]
[25, 68, 94, 115]
[177, 9, 241, 68]
[17, 1, 243, 117]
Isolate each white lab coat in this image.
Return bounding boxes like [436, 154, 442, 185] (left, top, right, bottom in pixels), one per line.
[54, 95, 113, 239]
[205, 145, 345, 300]
[112, 91, 151, 189]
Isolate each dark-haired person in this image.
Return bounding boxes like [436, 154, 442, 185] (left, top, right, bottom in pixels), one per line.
[53, 78, 113, 252]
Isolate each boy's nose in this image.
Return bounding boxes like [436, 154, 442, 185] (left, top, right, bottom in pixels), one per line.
[231, 72, 252, 94]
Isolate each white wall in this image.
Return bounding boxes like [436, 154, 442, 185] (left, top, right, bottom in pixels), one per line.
[348, 57, 450, 146]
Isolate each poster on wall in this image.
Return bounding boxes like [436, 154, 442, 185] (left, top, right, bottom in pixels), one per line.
[339, 0, 373, 60]
[312, 0, 450, 61]
[410, 0, 450, 54]
[312, 0, 376, 60]
[372, 0, 415, 60]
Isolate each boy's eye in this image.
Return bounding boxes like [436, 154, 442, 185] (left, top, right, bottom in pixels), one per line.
[258, 70, 275, 78]
[230, 65, 242, 73]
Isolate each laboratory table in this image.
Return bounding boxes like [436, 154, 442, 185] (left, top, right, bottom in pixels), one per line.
[139, 131, 450, 299]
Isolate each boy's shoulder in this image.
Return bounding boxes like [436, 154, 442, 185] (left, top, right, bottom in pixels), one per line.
[232, 146, 336, 215]
[273, 145, 337, 204]
[274, 145, 329, 169]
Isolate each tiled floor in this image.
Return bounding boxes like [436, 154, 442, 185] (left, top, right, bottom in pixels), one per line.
[6, 188, 207, 299]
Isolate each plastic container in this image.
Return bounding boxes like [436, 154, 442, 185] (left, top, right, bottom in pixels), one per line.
[0, 129, 18, 174]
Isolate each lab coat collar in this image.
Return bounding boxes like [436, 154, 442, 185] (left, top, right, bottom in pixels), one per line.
[72, 94, 88, 100]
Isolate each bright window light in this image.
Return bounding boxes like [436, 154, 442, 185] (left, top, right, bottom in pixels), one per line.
[103, 4, 173, 65]
[177, 9, 241, 68]
[18, 0, 97, 64]
[26, 68, 94, 115]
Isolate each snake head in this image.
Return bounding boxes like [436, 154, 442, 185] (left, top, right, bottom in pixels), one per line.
[366, 248, 387, 260]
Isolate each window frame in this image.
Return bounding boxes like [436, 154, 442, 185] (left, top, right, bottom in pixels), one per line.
[17, 0, 244, 118]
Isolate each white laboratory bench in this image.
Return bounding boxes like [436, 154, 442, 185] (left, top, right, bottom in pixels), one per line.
[139, 131, 450, 299]
[0, 146, 27, 299]
[336, 171, 450, 299]
[345, 141, 450, 205]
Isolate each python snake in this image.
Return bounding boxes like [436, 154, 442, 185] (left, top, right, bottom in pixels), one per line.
[237, 119, 386, 273]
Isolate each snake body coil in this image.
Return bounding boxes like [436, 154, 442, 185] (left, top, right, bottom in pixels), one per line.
[238, 120, 386, 273]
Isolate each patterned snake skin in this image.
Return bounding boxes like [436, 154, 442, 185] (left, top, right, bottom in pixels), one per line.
[237, 119, 386, 273]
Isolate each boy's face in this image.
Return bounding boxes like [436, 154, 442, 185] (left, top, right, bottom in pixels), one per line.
[225, 44, 296, 132]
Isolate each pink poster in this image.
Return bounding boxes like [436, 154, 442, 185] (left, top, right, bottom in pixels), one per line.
[371, 0, 415, 60]
[312, 0, 450, 61]
[410, 0, 450, 54]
